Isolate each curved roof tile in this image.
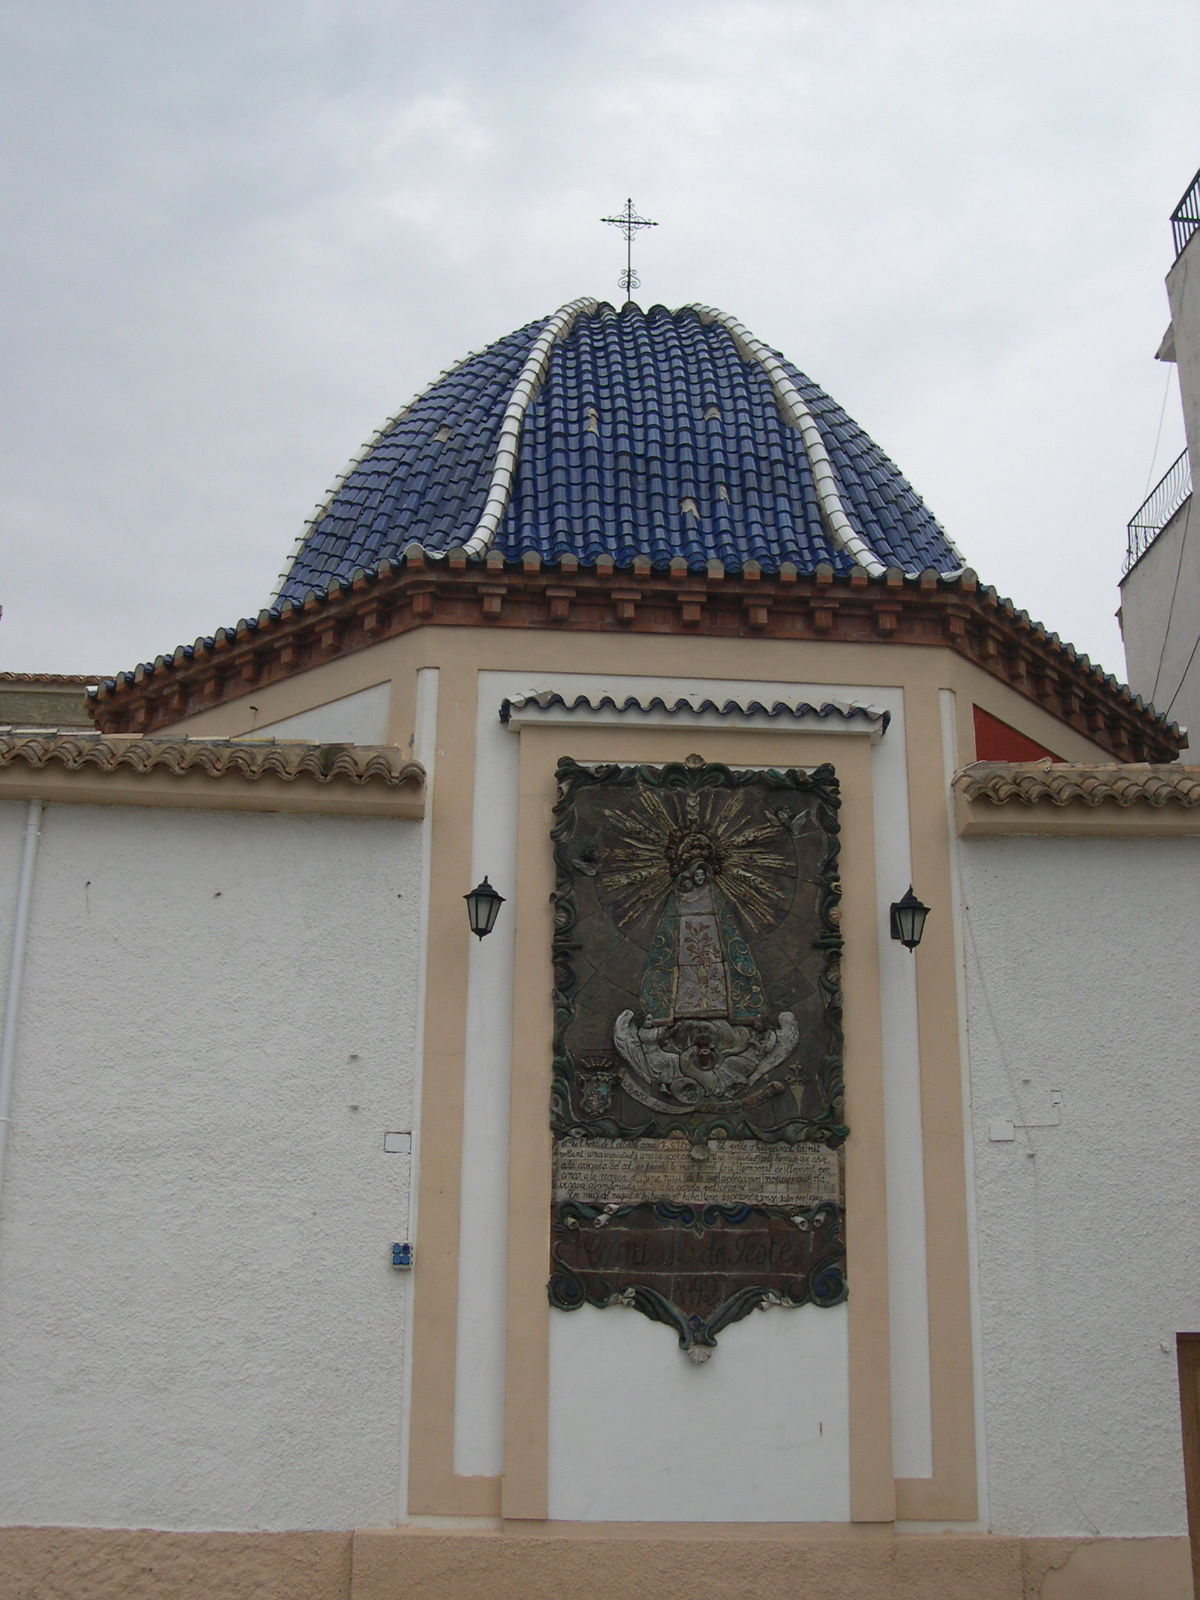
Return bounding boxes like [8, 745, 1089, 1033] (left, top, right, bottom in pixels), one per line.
[954, 760, 1200, 809]
[0, 734, 423, 789]
[275, 301, 961, 605]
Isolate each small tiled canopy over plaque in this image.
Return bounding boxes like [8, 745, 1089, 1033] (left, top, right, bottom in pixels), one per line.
[548, 757, 846, 1359]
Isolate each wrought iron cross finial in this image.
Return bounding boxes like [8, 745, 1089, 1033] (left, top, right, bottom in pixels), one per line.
[601, 197, 658, 300]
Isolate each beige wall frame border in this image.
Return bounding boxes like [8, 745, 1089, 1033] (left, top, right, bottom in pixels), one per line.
[406, 660, 500, 1517]
[500, 723, 893, 1525]
[895, 686, 978, 1521]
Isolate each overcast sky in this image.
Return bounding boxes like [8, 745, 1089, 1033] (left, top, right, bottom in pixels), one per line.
[2, 0, 1196, 684]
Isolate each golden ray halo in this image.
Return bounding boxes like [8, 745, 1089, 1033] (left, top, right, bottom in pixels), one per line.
[598, 786, 793, 932]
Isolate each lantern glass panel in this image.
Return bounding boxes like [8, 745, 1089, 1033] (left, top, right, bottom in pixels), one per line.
[465, 877, 505, 939]
[890, 887, 929, 950]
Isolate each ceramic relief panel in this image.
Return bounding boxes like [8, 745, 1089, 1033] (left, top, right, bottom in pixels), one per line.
[548, 757, 846, 1357]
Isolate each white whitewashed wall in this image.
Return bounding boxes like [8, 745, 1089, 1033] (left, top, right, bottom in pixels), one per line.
[960, 832, 1200, 1537]
[0, 800, 422, 1531]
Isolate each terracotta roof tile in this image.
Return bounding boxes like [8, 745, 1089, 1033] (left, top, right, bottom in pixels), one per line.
[86, 560, 1184, 764]
[0, 672, 99, 685]
[0, 734, 423, 791]
[953, 759, 1200, 809]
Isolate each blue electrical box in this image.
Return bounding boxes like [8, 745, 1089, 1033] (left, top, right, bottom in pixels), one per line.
[391, 1242, 413, 1270]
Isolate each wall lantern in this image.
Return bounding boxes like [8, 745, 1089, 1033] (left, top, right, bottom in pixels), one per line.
[889, 885, 930, 951]
[465, 876, 506, 940]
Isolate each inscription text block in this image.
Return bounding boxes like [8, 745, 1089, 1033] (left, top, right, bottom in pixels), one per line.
[553, 1137, 841, 1209]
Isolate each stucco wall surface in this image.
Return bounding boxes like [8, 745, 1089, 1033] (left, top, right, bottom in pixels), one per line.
[960, 834, 1200, 1537]
[0, 800, 422, 1531]
[547, 1302, 849, 1521]
[251, 682, 391, 744]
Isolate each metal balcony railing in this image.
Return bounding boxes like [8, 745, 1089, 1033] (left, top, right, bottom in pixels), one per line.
[1125, 448, 1192, 571]
[1171, 167, 1200, 259]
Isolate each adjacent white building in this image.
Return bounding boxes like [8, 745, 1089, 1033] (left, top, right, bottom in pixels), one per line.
[1120, 166, 1200, 746]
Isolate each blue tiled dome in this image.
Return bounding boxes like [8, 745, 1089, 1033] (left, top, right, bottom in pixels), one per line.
[275, 301, 961, 604]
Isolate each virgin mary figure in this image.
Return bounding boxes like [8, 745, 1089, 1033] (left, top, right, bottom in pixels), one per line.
[639, 856, 767, 1028]
[598, 789, 801, 1107]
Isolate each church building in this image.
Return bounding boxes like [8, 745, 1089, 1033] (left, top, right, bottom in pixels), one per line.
[1, 295, 1198, 1599]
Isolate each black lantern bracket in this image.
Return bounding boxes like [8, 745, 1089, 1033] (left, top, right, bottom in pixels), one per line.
[465, 876, 506, 940]
[889, 885, 930, 951]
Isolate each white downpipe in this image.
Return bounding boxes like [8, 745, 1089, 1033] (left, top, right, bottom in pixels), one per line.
[0, 797, 43, 1206]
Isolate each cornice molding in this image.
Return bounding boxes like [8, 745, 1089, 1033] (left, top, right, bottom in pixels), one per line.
[88, 557, 1182, 763]
[499, 690, 890, 741]
[0, 734, 425, 818]
[0, 672, 99, 686]
[954, 759, 1200, 837]
[955, 759, 1200, 808]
